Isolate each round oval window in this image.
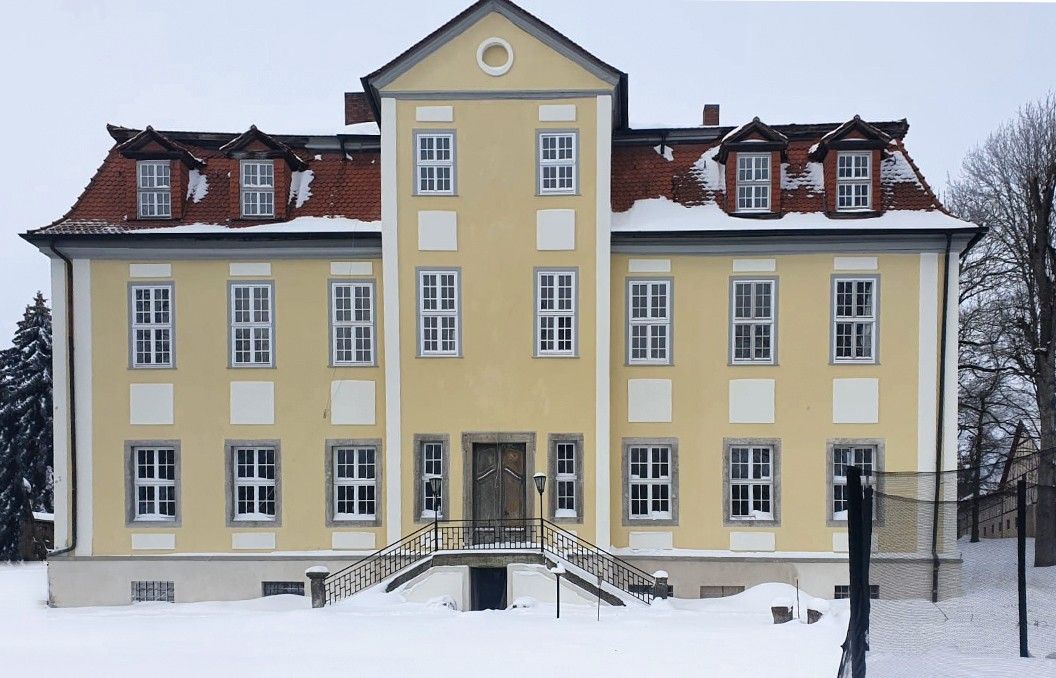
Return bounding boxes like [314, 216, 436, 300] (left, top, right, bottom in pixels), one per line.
[476, 37, 513, 76]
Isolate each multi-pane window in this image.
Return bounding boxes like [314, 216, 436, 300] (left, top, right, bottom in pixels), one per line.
[422, 442, 443, 518]
[416, 133, 455, 194]
[240, 160, 275, 218]
[137, 161, 171, 218]
[418, 270, 459, 356]
[231, 283, 273, 366]
[836, 152, 871, 210]
[731, 280, 775, 363]
[331, 281, 374, 365]
[539, 132, 577, 194]
[833, 278, 877, 363]
[131, 285, 173, 367]
[333, 446, 376, 520]
[536, 270, 576, 356]
[729, 446, 774, 521]
[555, 441, 577, 518]
[832, 445, 876, 519]
[736, 153, 770, 211]
[133, 447, 176, 521]
[233, 447, 276, 521]
[628, 280, 671, 364]
[628, 445, 672, 519]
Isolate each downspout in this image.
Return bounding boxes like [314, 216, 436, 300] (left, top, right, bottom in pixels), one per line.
[46, 242, 76, 557]
[930, 233, 953, 602]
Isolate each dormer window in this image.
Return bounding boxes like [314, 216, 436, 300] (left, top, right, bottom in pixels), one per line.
[137, 161, 171, 219]
[736, 153, 770, 212]
[241, 160, 275, 218]
[836, 152, 871, 211]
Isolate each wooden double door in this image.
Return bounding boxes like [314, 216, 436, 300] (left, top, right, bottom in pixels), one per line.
[472, 442, 527, 523]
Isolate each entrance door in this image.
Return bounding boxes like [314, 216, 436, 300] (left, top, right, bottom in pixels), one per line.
[472, 443, 527, 541]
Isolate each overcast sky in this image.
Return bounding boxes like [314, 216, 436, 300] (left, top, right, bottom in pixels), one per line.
[1, 0, 1054, 340]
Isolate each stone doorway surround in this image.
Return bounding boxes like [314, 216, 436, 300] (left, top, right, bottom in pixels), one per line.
[460, 432, 537, 522]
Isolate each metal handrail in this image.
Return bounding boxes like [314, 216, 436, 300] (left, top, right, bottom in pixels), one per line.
[321, 517, 657, 605]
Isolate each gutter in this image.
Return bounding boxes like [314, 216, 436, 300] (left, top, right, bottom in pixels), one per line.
[930, 233, 953, 602]
[45, 243, 77, 557]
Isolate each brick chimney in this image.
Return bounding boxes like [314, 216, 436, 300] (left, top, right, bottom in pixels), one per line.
[703, 104, 720, 126]
[344, 92, 375, 125]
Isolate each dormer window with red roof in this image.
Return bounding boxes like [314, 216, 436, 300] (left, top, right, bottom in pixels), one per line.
[736, 153, 771, 212]
[836, 151, 872, 211]
[240, 160, 275, 218]
[137, 160, 172, 218]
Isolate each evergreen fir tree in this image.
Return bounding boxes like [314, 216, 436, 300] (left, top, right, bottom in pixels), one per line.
[0, 344, 26, 560]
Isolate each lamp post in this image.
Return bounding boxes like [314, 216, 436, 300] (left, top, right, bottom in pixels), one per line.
[533, 473, 546, 553]
[428, 476, 442, 551]
[550, 564, 566, 619]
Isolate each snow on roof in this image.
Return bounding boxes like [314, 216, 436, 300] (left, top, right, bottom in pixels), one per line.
[187, 169, 208, 204]
[289, 170, 315, 209]
[344, 121, 380, 135]
[116, 216, 381, 235]
[689, 149, 723, 192]
[881, 151, 923, 188]
[612, 197, 977, 233]
[780, 162, 823, 191]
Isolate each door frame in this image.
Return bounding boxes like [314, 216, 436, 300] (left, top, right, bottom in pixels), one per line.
[461, 432, 537, 522]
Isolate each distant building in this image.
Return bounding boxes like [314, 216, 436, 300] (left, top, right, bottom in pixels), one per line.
[958, 423, 1039, 539]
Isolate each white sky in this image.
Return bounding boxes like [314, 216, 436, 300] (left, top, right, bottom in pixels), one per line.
[1, 0, 1054, 339]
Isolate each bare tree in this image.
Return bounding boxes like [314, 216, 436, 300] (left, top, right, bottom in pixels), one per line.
[947, 93, 1056, 566]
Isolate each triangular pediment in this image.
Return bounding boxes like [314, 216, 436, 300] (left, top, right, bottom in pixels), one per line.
[113, 125, 204, 168]
[809, 115, 892, 160]
[220, 126, 306, 170]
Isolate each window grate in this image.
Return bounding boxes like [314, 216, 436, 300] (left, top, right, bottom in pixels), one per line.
[262, 581, 305, 597]
[131, 580, 174, 603]
[834, 584, 880, 600]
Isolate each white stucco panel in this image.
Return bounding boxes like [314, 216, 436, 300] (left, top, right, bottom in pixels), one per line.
[728, 379, 775, 424]
[628, 379, 672, 422]
[129, 263, 171, 278]
[330, 380, 376, 425]
[732, 258, 776, 273]
[729, 531, 776, 552]
[231, 532, 276, 550]
[129, 383, 174, 425]
[229, 381, 275, 425]
[228, 262, 271, 276]
[833, 378, 879, 424]
[834, 256, 878, 271]
[417, 210, 458, 251]
[331, 531, 377, 550]
[330, 261, 373, 276]
[628, 531, 674, 549]
[628, 258, 671, 273]
[130, 533, 175, 550]
[536, 209, 576, 250]
[415, 105, 453, 122]
[538, 104, 576, 122]
[833, 532, 849, 553]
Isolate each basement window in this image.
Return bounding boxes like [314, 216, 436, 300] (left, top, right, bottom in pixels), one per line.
[131, 580, 174, 603]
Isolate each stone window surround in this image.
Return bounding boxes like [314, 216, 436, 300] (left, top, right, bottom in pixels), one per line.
[547, 433, 584, 524]
[830, 273, 880, 365]
[324, 438, 383, 528]
[826, 438, 885, 528]
[728, 276, 779, 365]
[328, 278, 377, 367]
[722, 437, 782, 528]
[224, 439, 282, 528]
[124, 440, 182, 527]
[625, 276, 674, 366]
[621, 437, 679, 527]
[127, 281, 176, 369]
[413, 434, 450, 523]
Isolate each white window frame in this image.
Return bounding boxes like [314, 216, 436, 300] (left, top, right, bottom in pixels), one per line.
[232, 446, 277, 522]
[836, 151, 871, 211]
[417, 269, 460, 356]
[555, 441, 578, 519]
[538, 131, 577, 195]
[230, 282, 274, 367]
[415, 132, 455, 195]
[535, 269, 577, 357]
[330, 280, 375, 366]
[831, 444, 877, 521]
[130, 284, 174, 368]
[132, 446, 177, 522]
[628, 445, 673, 520]
[735, 153, 770, 212]
[137, 160, 172, 219]
[832, 276, 877, 364]
[628, 279, 672, 365]
[421, 441, 444, 519]
[730, 279, 776, 364]
[333, 446, 377, 521]
[728, 445, 774, 522]
[240, 160, 275, 218]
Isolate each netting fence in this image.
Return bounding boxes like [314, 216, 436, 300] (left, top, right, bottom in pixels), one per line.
[837, 449, 1056, 676]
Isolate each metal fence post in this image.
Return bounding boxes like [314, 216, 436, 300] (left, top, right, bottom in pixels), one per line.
[1017, 478, 1028, 658]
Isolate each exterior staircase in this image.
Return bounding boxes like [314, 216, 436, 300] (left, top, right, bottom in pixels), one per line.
[321, 518, 659, 606]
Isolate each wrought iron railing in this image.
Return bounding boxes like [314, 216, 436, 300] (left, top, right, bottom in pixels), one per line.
[322, 518, 657, 605]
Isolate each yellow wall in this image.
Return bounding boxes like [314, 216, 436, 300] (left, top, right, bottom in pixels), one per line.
[90, 259, 386, 554]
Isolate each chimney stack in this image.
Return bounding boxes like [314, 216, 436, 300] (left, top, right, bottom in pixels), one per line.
[703, 104, 720, 126]
[344, 92, 375, 125]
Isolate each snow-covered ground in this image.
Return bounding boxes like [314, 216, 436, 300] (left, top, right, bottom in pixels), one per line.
[0, 564, 846, 676]
[868, 537, 1056, 676]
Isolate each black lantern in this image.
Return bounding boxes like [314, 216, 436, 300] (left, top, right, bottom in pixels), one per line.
[533, 472, 547, 496]
[533, 473, 546, 552]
